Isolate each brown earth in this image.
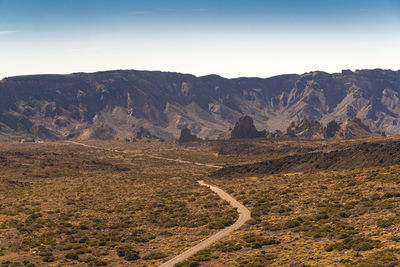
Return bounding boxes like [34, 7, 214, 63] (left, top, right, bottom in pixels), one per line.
[211, 139, 400, 177]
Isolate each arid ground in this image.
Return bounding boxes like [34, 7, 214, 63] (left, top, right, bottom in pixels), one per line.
[1, 137, 399, 266]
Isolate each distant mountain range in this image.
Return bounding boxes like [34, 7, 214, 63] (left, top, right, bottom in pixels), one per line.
[0, 68, 399, 141]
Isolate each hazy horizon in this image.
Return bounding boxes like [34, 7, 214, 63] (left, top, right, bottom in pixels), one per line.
[2, 67, 400, 81]
[1, 0, 400, 79]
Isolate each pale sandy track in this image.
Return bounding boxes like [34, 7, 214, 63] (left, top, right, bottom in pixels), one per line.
[66, 141, 222, 168]
[158, 180, 251, 267]
[65, 141, 250, 266]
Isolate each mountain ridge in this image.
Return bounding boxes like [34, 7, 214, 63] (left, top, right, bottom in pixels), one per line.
[1, 68, 400, 141]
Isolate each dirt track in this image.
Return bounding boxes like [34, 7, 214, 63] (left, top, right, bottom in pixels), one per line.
[158, 180, 251, 267]
[66, 141, 222, 168]
[67, 141, 250, 266]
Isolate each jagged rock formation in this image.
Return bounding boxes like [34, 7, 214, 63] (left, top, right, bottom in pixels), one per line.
[283, 117, 382, 139]
[219, 115, 266, 140]
[325, 120, 341, 138]
[336, 118, 373, 139]
[1, 68, 400, 141]
[135, 127, 159, 140]
[178, 128, 200, 143]
[286, 118, 325, 138]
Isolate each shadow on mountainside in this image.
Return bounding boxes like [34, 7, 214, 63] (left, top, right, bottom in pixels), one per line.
[211, 139, 400, 177]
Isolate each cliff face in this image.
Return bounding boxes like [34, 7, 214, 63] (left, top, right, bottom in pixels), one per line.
[0, 68, 399, 141]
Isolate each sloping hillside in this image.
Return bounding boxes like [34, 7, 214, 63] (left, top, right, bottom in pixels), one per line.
[0, 68, 399, 140]
[211, 139, 400, 177]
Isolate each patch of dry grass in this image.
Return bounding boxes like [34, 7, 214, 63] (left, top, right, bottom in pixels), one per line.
[1, 137, 400, 266]
[0, 142, 235, 266]
[204, 166, 400, 266]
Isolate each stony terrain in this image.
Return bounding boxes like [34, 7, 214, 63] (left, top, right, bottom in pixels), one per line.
[1, 68, 400, 141]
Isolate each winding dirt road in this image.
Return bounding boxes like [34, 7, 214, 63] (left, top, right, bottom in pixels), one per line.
[158, 180, 251, 267]
[66, 141, 250, 266]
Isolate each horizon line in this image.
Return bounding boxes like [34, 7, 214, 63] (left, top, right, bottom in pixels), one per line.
[2, 67, 400, 81]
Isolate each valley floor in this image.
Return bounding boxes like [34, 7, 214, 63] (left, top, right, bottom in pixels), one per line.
[0, 137, 399, 266]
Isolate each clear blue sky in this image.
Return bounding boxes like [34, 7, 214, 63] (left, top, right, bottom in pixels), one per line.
[1, 0, 400, 78]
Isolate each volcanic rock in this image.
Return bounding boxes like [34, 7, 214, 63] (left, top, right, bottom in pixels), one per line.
[286, 118, 324, 139]
[178, 127, 200, 143]
[324, 120, 341, 138]
[135, 127, 159, 140]
[336, 118, 374, 139]
[1, 68, 400, 140]
[220, 115, 266, 140]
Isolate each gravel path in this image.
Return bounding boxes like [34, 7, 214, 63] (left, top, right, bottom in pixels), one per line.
[158, 180, 251, 267]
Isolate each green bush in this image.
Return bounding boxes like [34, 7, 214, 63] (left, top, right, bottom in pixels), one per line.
[214, 240, 242, 252]
[376, 218, 395, 228]
[325, 237, 381, 252]
[243, 234, 280, 248]
[65, 253, 79, 260]
[143, 251, 168, 260]
[284, 219, 301, 228]
[116, 246, 139, 261]
[239, 253, 277, 266]
[353, 249, 399, 267]
[84, 256, 108, 266]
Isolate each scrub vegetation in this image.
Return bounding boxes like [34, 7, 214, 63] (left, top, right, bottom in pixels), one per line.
[1, 137, 400, 266]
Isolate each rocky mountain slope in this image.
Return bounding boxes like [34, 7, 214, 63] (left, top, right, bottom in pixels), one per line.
[0, 68, 399, 141]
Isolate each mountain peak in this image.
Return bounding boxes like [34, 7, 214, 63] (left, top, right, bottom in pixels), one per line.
[1, 68, 400, 141]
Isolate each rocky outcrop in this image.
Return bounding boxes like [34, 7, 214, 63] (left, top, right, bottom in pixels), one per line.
[266, 130, 284, 139]
[336, 118, 374, 139]
[286, 118, 324, 139]
[178, 128, 200, 143]
[1, 68, 400, 141]
[220, 116, 266, 140]
[135, 127, 159, 140]
[283, 117, 381, 139]
[324, 120, 341, 138]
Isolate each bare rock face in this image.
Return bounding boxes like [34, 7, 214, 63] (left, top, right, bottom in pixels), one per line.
[283, 117, 379, 139]
[1, 68, 400, 141]
[221, 115, 266, 139]
[324, 120, 341, 138]
[135, 127, 159, 140]
[77, 126, 115, 140]
[336, 118, 374, 139]
[286, 118, 324, 139]
[178, 127, 200, 143]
